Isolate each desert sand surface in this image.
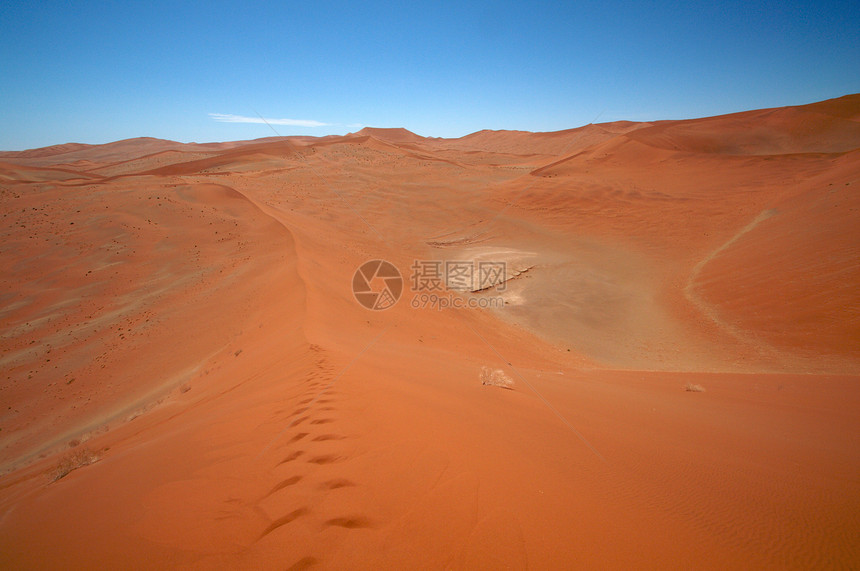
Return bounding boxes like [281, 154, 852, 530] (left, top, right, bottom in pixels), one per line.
[1, 95, 858, 569]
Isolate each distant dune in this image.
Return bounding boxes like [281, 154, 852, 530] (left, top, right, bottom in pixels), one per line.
[353, 126, 427, 144]
[1, 95, 858, 569]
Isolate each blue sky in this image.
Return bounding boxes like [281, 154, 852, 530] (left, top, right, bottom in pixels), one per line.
[1, 0, 858, 150]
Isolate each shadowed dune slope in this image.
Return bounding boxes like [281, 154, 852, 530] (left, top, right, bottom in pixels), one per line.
[0, 177, 306, 475]
[625, 94, 860, 155]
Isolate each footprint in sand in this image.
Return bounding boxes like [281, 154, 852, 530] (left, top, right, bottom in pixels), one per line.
[324, 516, 373, 529]
[320, 478, 355, 490]
[306, 454, 343, 465]
[257, 507, 310, 540]
[311, 434, 346, 441]
[277, 450, 305, 465]
[263, 475, 303, 499]
[287, 432, 309, 444]
[285, 557, 318, 571]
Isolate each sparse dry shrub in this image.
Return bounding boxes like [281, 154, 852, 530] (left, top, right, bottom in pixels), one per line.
[685, 383, 706, 393]
[52, 447, 99, 481]
[480, 366, 514, 389]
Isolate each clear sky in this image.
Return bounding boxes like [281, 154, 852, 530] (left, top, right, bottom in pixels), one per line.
[1, 0, 858, 150]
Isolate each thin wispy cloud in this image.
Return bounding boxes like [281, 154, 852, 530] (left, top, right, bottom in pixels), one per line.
[209, 113, 330, 127]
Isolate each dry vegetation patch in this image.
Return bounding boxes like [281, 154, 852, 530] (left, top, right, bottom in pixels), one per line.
[481, 366, 515, 389]
[51, 447, 100, 481]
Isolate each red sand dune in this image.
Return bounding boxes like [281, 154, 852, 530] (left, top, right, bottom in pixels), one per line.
[1, 95, 858, 569]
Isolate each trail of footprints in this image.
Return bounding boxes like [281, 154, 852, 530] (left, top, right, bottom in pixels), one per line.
[251, 344, 372, 565]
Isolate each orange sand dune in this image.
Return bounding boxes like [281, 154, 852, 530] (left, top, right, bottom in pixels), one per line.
[0, 161, 103, 183]
[1, 95, 859, 569]
[626, 96, 860, 155]
[0, 143, 96, 161]
[0, 136, 310, 171]
[0, 138, 200, 169]
[433, 121, 646, 157]
[353, 127, 426, 144]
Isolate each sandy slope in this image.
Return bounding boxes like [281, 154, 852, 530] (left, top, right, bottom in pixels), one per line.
[1, 95, 858, 569]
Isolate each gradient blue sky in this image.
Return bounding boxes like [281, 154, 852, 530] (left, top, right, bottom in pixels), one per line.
[1, 0, 858, 150]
